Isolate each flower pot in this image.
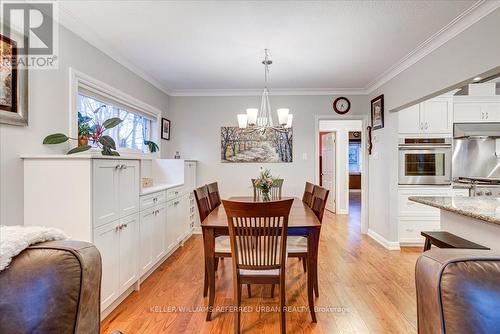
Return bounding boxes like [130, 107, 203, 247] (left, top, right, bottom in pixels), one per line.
[78, 136, 88, 147]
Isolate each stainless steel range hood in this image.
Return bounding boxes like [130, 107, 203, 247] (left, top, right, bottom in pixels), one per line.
[454, 123, 500, 139]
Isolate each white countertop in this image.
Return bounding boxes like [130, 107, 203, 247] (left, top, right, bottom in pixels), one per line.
[140, 182, 184, 195]
[21, 152, 153, 160]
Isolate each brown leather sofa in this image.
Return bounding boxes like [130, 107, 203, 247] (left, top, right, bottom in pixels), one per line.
[415, 249, 500, 334]
[0, 240, 101, 334]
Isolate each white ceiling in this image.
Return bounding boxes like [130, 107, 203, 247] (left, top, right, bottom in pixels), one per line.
[58, 0, 487, 94]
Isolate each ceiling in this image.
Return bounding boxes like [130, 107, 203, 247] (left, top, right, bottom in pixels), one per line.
[58, 0, 486, 95]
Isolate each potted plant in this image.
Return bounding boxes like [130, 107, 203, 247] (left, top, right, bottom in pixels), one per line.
[43, 108, 123, 156]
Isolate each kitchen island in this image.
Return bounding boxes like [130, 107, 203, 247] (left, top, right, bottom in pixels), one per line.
[409, 196, 500, 253]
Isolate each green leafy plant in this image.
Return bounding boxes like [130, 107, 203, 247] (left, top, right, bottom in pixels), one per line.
[144, 140, 159, 153]
[43, 110, 123, 156]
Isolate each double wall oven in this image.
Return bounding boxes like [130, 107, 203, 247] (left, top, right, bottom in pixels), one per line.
[398, 138, 452, 185]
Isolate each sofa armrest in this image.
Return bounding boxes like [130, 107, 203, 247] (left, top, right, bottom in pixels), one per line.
[0, 240, 101, 334]
[416, 249, 500, 334]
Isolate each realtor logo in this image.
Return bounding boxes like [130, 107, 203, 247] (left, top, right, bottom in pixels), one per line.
[1, 1, 58, 69]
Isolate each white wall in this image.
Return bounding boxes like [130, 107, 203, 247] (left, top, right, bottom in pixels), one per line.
[319, 120, 362, 214]
[368, 8, 500, 243]
[166, 95, 369, 199]
[0, 26, 169, 226]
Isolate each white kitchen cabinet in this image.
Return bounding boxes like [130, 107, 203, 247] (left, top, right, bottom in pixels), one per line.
[93, 159, 140, 228]
[454, 101, 500, 123]
[152, 203, 167, 262]
[184, 161, 199, 231]
[398, 97, 452, 135]
[118, 213, 139, 294]
[93, 221, 119, 310]
[139, 209, 154, 275]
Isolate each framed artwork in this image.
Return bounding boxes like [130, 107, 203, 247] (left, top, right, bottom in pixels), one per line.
[0, 32, 28, 126]
[220, 127, 293, 163]
[371, 94, 384, 130]
[161, 118, 170, 140]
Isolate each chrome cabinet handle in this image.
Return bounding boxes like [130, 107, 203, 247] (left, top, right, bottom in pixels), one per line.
[121, 164, 127, 170]
[115, 164, 121, 169]
[122, 223, 128, 229]
[486, 112, 489, 119]
[424, 122, 428, 130]
[115, 224, 121, 231]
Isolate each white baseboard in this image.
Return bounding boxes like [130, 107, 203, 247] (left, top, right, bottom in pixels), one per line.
[192, 226, 202, 234]
[367, 229, 401, 250]
[336, 209, 348, 215]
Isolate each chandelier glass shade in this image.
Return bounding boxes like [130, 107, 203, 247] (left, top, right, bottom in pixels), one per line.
[237, 49, 292, 132]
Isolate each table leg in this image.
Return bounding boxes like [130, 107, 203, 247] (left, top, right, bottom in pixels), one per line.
[203, 227, 216, 321]
[307, 228, 320, 323]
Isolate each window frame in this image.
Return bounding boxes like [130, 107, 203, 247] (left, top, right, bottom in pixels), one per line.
[69, 68, 162, 155]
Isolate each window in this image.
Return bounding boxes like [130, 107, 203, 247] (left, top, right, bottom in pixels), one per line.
[77, 94, 151, 152]
[349, 142, 362, 173]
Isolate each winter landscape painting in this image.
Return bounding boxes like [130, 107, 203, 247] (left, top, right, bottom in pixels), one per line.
[221, 126, 293, 163]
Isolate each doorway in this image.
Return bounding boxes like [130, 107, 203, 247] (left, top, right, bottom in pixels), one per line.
[316, 119, 367, 232]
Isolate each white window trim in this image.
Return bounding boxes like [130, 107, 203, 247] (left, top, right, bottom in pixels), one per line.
[69, 67, 162, 154]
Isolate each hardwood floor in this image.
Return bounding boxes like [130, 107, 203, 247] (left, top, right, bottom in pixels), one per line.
[101, 197, 421, 333]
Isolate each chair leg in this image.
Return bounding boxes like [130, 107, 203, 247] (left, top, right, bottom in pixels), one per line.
[302, 256, 307, 273]
[314, 272, 319, 298]
[423, 238, 431, 252]
[271, 284, 275, 298]
[235, 283, 242, 334]
[215, 257, 219, 271]
[247, 284, 251, 298]
[203, 265, 208, 297]
[279, 279, 286, 334]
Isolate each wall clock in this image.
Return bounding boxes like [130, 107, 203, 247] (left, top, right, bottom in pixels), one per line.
[333, 97, 351, 114]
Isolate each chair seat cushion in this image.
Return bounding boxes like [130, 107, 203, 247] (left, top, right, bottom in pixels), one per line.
[287, 236, 307, 253]
[215, 236, 231, 253]
[239, 268, 280, 276]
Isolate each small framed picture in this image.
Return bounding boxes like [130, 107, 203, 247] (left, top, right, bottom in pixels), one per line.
[161, 118, 170, 140]
[371, 94, 384, 130]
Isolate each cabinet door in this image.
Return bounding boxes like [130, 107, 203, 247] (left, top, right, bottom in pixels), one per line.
[119, 160, 140, 217]
[93, 221, 120, 310]
[177, 194, 190, 242]
[152, 203, 167, 261]
[422, 98, 452, 134]
[165, 200, 177, 253]
[118, 213, 139, 294]
[484, 103, 500, 121]
[398, 104, 421, 134]
[184, 161, 197, 192]
[93, 160, 120, 228]
[454, 103, 483, 122]
[139, 209, 154, 275]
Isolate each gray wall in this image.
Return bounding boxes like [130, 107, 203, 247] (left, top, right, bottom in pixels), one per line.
[0, 26, 169, 226]
[368, 8, 500, 242]
[166, 95, 369, 199]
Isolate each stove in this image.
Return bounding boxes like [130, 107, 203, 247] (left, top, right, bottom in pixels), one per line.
[454, 177, 500, 197]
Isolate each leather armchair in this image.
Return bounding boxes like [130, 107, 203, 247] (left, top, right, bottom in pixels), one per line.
[415, 249, 500, 334]
[0, 240, 101, 334]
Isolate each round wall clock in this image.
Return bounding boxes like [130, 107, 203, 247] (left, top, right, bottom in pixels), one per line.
[333, 97, 351, 114]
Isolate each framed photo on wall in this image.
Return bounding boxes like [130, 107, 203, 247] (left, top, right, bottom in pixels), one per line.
[0, 32, 28, 126]
[371, 94, 384, 130]
[161, 118, 171, 140]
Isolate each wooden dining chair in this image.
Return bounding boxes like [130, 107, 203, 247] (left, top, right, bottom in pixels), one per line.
[207, 182, 222, 208]
[302, 182, 315, 207]
[223, 199, 293, 334]
[194, 185, 231, 297]
[287, 185, 329, 297]
[251, 178, 284, 199]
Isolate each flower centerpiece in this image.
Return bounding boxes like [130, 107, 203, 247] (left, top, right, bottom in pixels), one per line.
[254, 168, 277, 201]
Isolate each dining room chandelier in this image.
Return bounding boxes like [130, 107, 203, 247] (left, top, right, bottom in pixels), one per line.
[237, 49, 293, 132]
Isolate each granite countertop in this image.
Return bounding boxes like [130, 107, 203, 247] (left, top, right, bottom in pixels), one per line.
[409, 196, 500, 225]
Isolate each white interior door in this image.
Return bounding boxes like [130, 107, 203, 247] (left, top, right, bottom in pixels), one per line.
[321, 133, 336, 212]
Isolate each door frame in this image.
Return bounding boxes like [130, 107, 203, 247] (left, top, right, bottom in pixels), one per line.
[314, 115, 369, 234]
[320, 131, 337, 213]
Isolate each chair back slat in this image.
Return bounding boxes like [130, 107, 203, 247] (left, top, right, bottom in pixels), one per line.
[302, 182, 315, 207]
[194, 185, 211, 222]
[207, 182, 221, 208]
[311, 186, 329, 222]
[251, 178, 284, 200]
[223, 199, 293, 271]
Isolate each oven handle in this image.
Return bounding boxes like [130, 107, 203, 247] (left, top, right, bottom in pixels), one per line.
[398, 145, 451, 150]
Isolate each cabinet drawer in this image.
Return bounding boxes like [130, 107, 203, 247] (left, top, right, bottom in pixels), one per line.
[140, 191, 167, 211]
[398, 193, 447, 217]
[167, 186, 184, 201]
[399, 219, 440, 243]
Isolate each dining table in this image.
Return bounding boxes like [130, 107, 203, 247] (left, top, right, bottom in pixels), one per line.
[201, 196, 322, 322]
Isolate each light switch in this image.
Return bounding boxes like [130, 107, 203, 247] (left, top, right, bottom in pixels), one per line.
[302, 153, 308, 160]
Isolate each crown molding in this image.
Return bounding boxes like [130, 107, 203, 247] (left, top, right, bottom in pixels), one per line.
[365, 0, 500, 94]
[57, 6, 172, 96]
[169, 88, 368, 97]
